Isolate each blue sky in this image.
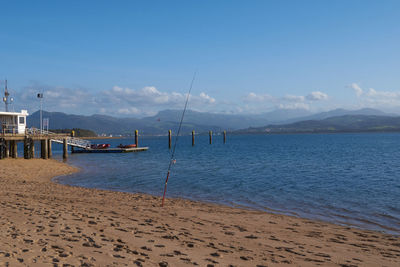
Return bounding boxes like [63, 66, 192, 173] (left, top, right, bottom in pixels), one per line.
[1, 0, 400, 116]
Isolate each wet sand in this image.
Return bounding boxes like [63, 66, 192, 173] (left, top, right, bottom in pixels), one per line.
[0, 158, 399, 266]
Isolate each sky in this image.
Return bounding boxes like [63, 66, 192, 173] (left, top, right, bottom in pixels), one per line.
[1, 0, 400, 117]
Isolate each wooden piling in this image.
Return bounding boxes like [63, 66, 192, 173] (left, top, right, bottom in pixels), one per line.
[48, 139, 52, 158]
[192, 130, 195, 146]
[41, 140, 45, 159]
[63, 138, 68, 159]
[24, 137, 29, 159]
[12, 140, 18, 158]
[0, 138, 4, 159]
[29, 139, 35, 158]
[135, 130, 139, 147]
[223, 130, 226, 144]
[209, 130, 212, 144]
[168, 130, 172, 149]
[9, 141, 13, 158]
[4, 140, 9, 158]
[41, 139, 48, 159]
[71, 130, 75, 153]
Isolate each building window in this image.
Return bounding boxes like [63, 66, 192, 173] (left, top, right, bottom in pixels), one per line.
[19, 117, 25, 124]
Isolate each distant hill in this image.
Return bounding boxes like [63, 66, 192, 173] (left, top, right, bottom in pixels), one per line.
[235, 115, 400, 134]
[27, 109, 309, 135]
[50, 128, 97, 137]
[281, 108, 394, 124]
[144, 109, 273, 130]
[27, 108, 397, 135]
[27, 111, 224, 135]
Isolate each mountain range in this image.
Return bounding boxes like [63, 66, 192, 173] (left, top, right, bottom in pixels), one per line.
[235, 115, 400, 134]
[27, 108, 398, 135]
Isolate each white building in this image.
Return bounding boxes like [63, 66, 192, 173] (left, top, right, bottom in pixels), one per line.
[0, 110, 29, 134]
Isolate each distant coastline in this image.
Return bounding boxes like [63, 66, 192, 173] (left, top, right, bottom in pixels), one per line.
[82, 136, 127, 140]
[233, 115, 400, 135]
[232, 128, 400, 135]
[26, 108, 399, 137]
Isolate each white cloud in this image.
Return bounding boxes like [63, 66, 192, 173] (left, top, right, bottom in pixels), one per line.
[243, 92, 274, 103]
[306, 91, 328, 101]
[278, 102, 310, 110]
[10, 81, 335, 116]
[12, 83, 217, 116]
[283, 94, 305, 102]
[15, 85, 95, 114]
[350, 83, 363, 97]
[366, 88, 400, 98]
[241, 91, 328, 112]
[117, 107, 140, 115]
[107, 86, 173, 105]
[350, 82, 400, 109]
[199, 92, 216, 104]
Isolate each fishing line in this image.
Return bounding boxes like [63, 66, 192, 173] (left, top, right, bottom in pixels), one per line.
[161, 71, 197, 207]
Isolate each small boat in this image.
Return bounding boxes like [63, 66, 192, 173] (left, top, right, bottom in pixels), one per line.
[117, 144, 137, 148]
[90, 144, 110, 149]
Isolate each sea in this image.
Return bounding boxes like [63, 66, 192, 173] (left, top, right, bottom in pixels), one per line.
[45, 133, 399, 235]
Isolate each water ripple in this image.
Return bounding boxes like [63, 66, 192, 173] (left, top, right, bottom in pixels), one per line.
[56, 133, 400, 235]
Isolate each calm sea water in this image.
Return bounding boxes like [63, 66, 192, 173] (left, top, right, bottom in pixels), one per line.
[52, 133, 400, 235]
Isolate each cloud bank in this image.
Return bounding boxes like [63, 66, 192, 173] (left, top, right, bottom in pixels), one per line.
[11, 83, 217, 116]
[15, 80, 400, 117]
[243, 90, 329, 111]
[350, 83, 400, 108]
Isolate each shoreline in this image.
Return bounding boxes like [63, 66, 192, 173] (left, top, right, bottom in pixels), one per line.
[0, 158, 399, 266]
[55, 160, 399, 237]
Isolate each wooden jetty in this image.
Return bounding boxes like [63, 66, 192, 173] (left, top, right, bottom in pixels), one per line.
[0, 86, 148, 159]
[0, 128, 149, 159]
[72, 147, 149, 153]
[0, 128, 75, 160]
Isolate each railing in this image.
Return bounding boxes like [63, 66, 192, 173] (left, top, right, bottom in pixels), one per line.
[26, 127, 46, 135]
[1, 124, 19, 135]
[26, 127, 91, 149]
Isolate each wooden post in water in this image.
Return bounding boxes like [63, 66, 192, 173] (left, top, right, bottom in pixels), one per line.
[71, 130, 75, 153]
[168, 130, 172, 149]
[41, 139, 48, 159]
[223, 130, 226, 144]
[135, 130, 139, 147]
[12, 141, 18, 158]
[63, 138, 68, 160]
[192, 130, 195, 146]
[29, 139, 35, 158]
[24, 137, 29, 159]
[48, 139, 52, 159]
[209, 130, 212, 145]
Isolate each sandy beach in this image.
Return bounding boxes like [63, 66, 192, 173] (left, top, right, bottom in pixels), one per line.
[0, 159, 399, 266]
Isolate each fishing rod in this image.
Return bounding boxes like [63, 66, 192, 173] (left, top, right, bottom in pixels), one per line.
[161, 72, 197, 207]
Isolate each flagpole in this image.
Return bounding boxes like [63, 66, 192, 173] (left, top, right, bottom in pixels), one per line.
[37, 92, 44, 134]
[40, 97, 42, 134]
